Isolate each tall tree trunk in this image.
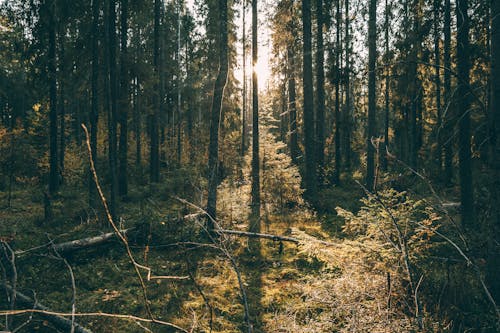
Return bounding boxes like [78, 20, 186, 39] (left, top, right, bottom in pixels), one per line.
[456, 0, 474, 225]
[241, 0, 247, 157]
[58, 33, 66, 174]
[89, 0, 99, 208]
[443, 0, 453, 185]
[287, 46, 299, 163]
[206, 0, 229, 226]
[333, 0, 341, 184]
[366, 0, 377, 191]
[315, 0, 325, 184]
[250, 0, 261, 221]
[381, 0, 389, 171]
[343, 0, 351, 170]
[488, 0, 500, 303]
[434, 0, 442, 174]
[150, 0, 161, 182]
[108, 0, 119, 219]
[118, 0, 129, 197]
[302, 0, 317, 200]
[408, 0, 420, 169]
[48, 0, 59, 195]
[176, 0, 182, 165]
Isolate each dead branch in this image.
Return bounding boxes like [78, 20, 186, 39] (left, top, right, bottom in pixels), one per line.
[217, 229, 299, 243]
[50, 229, 132, 254]
[0, 282, 92, 333]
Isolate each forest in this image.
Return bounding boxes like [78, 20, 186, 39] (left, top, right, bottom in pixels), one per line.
[0, 0, 499, 331]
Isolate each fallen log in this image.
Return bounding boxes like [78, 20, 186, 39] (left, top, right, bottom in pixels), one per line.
[51, 229, 132, 254]
[1, 282, 93, 333]
[217, 229, 300, 243]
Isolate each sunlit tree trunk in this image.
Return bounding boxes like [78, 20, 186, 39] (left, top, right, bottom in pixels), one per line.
[250, 0, 261, 221]
[241, 0, 247, 156]
[288, 45, 299, 163]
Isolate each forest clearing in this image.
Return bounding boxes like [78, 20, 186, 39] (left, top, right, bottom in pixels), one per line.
[1, 0, 499, 332]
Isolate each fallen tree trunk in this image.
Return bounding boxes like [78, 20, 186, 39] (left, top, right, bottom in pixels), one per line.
[1, 282, 93, 333]
[51, 229, 132, 253]
[217, 229, 300, 243]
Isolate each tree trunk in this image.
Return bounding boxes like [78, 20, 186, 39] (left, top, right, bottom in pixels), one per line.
[343, 0, 351, 171]
[48, 0, 59, 195]
[118, 0, 129, 197]
[241, 0, 247, 157]
[89, 0, 99, 208]
[366, 0, 377, 191]
[434, 0, 442, 174]
[58, 32, 66, 174]
[251, 0, 261, 221]
[333, 0, 341, 184]
[315, 0, 325, 184]
[488, 0, 500, 304]
[108, 0, 119, 219]
[287, 46, 299, 163]
[456, 0, 474, 225]
[443, 0, 453, 185]
[206, 0, 229, 226]
[150, 0, 161, 183]
[381, 0, 389, 171]
[302, 0, 317, 200]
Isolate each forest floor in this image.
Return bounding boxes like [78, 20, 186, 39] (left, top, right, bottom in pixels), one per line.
[0, 112, 486, 332]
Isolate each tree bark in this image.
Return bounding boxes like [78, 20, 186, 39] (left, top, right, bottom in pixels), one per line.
[302, 0, 317, 200]
[315, 0, 325, 184]
[488, 0, 500, 303]
[333, 0, 341, 184]
[108, 0, 119, 219]
[89, 0, 99, 208]
[366, 0, 377, 191]
[456, 0, 474, 225]
[48, 0, 59, 195]
[381, 0, 390, 171]
[434, 0, 442, 174]
[206, 0, 229, 226]
[118, 0, 129, 197]
[443, 0, 453, 185]
[150, 0, 161, 183]
[250, 0, 261, 222]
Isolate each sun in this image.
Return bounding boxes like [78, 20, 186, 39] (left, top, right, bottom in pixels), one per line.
[253, 56, 271, 91]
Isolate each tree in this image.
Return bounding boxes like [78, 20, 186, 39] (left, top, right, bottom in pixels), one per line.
[206, 0, 229, 226]
[456, 0, 474, 225]
[333, 0, 341, 184]
[366, 0, 377, 191]
[489, 0, 500, 303]
[108, 0, 119, 218]
[302, 0, 317, 200]
[433, 0, 442, 174]
[89, 0, 99, 208]
[443, 0, 453, 185]
[250, 0, 260, 221]
[118, 0, 129, 197]
[150, 0, 161, 183]
[315, 0, 325, 184]
[343, 0, 351, 170]
[48, 0, 59, 195]
[380, 0, 390, 171]
[241, 0, 247, 157]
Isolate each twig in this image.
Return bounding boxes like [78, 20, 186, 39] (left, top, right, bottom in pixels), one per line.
[186, 258, 213, 333]
[218, 229, 299, 243]
[82, 124, 190, 331]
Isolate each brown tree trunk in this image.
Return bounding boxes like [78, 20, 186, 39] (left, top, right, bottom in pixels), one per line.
[206, 0, 229, 226]
[366, 0, 377, 191]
